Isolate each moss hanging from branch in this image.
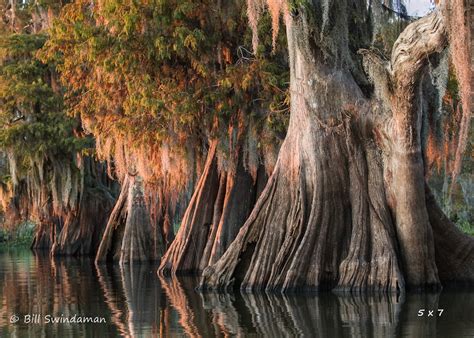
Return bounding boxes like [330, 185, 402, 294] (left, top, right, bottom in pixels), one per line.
[446, 0, 472, 185]
[248, 0, 290, 51]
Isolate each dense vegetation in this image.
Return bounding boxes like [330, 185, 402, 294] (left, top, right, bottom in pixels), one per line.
[0, 0, 472, 292]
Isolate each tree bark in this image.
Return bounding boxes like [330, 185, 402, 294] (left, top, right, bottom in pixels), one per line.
[31, 219, 58, 251]
[50, 190, 113, 256]
[51, 161, 115, 256]
[382, 10, 448, 289]
[200, 3, 472, 292]
[27, 158, 115, 256]
[158, 141, 220, 275]
[158, 140, 263, 276]
[95, 174, 165, 264]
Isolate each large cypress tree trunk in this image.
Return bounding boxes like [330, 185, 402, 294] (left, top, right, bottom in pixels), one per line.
[51, 160, 115, 256]
[200, 2, 474, 292]
[31, 218, 59, 251]
[50, 190, 113, 256]
[159, 140, 264, 275]
[95, 174, 165, 264]
[27, 157, 115, 256]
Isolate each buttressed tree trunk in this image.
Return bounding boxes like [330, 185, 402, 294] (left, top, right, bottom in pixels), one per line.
[159, 140, 265, 276]
[31, 218, 59, 251]
[26, 157, 114, 256]
[95, 173, 165, 264]
[51, 160, 115, 256]
[24, 156, 113, 256]
[200, 1, 474, 292]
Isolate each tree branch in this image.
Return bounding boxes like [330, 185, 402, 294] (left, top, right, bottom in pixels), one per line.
[390, 9, 447, 150]
[391, 10, 447, 88]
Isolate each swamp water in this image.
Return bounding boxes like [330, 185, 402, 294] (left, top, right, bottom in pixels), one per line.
[0, 248, 473, 337]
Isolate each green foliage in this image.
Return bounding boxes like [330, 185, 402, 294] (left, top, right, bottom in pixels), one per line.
[40, 0, 289, 169]
[0, 221, 35, 247]
[0, 32, 89, 170]
[458, 220, 474, 237]
[0, 1, 96, 231]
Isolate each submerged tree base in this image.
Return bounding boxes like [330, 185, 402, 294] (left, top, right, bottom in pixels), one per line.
[159, 140, 265, 276]
[199, 6, 474, 294]
[95, 174, 166, 265]
[29, 160, 115, 257]
[200, 121, 406, 293]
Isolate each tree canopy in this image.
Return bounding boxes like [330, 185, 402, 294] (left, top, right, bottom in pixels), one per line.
[41, 0, 289, 190]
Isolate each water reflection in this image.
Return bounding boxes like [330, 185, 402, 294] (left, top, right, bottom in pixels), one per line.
[0, 248, 120, 336]
[0, 248, 473, 337]
[96, 264, 167, 337]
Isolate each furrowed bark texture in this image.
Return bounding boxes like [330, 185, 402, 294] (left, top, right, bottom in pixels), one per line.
[384, 9, 447, 289]
[30, 159, 115, 256]
[31, 219, 59, 251]
[95, 174, 165, 264]
[200, 3, 473, 292]
[158, 140, 263, 275]
[51, 161, 115, 256]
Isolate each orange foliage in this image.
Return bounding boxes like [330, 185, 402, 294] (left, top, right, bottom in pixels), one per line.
[247, 0, 289, 51]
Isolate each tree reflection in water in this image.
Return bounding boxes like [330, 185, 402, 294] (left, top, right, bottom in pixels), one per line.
[160, 278, 474, 338]
[0, 250, 119, 336]
[0, 250, 473, 337]
[96, 264, 167, 337]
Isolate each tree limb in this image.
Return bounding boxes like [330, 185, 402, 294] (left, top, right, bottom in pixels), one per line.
[390, 9, 447, 150]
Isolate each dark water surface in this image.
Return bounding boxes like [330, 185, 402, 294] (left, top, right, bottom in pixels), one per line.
[0, 248, 473, 337]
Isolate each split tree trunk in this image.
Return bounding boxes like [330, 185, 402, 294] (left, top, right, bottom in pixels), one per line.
[381, 10, 448, 289]
[158, 140, 265, 276]
[200, 3, 474, 292]
[95, 174, 165, 264]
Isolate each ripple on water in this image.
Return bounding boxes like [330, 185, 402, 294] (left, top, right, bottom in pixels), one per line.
[0, 248, 473, 337]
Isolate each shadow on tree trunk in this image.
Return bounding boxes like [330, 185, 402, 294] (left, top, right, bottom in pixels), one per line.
[95, 174, 166, 264]
[158, 140, 266, 276]
[200, 4, 474, 293]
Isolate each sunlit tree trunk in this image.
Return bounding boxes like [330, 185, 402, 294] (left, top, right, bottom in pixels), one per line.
[159, 140, 264, 275]
[95, 174, 165, 264]
[50, 160, 115, 256]
[200, 1, 474, 292]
